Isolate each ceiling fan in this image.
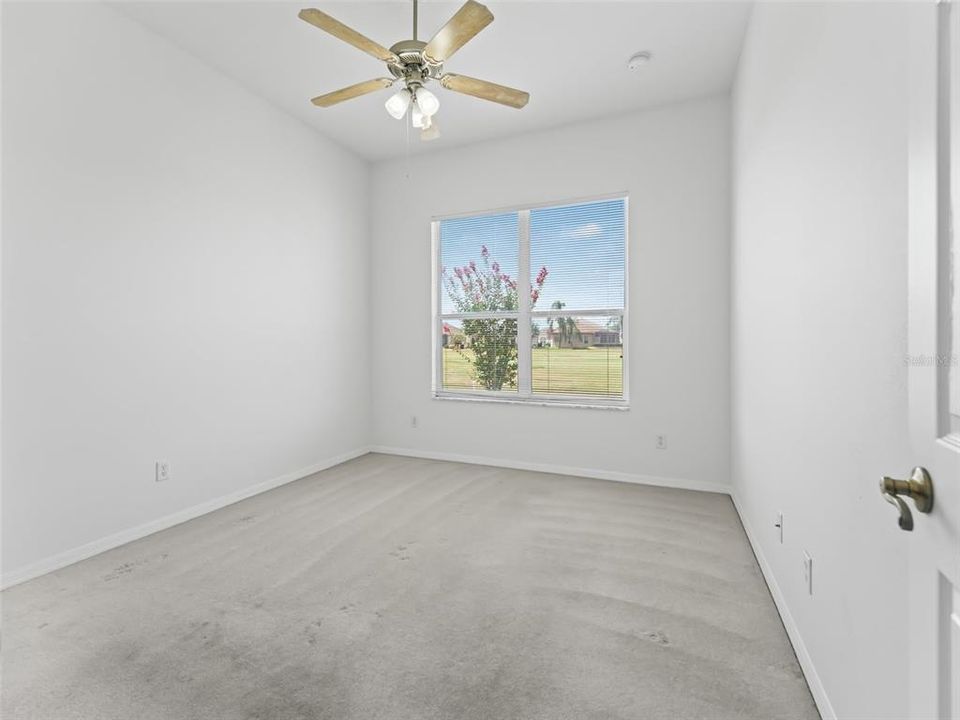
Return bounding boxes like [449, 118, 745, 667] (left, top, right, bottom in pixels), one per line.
[298, 0, 529, 140]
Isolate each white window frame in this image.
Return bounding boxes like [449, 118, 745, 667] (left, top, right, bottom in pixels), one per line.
[431, 192, 629, 409]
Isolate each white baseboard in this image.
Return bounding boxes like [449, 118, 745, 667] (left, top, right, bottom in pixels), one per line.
[0, 446, 371, 590]
[731, 493, 835, 720]
[370, 445, 730, 495]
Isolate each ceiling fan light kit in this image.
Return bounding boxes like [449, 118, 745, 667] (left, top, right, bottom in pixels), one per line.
[298, 0, 529, 141]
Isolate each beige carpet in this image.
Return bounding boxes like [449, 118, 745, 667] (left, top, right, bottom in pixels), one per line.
[2, 453, 818, 719]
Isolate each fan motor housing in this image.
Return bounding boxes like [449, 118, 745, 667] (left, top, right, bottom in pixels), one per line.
[388, 40, 442, 82]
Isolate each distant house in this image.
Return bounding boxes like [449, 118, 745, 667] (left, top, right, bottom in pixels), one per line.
[442, 322, 468, 349]
[538, 318, 621, 348]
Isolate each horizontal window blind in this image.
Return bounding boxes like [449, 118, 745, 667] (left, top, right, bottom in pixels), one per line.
[435, 196, 627, 405]
[530, 199, 626, 312]
[533, 316, 623, 398]
[441, 319, 519, 393]
[440, 212, 518, 315]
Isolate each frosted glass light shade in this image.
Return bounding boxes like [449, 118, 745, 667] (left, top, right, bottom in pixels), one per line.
[411, 105, 428, 129]
[421, 118, 440, 141]
[415, 88, 440, 116]
[384, 89, 412, 120]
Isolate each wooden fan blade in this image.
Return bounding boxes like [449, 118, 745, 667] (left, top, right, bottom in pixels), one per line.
[311, 78, 395, 107]
[422, 0, 494, 65]
[299, 8, 399, 64]
[440, 74, 529, 109]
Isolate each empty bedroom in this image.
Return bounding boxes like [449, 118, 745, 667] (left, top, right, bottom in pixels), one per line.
[2, 1, 958, 718]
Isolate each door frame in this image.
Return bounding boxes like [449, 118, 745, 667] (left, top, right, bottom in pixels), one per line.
[907, 3, 960, 718]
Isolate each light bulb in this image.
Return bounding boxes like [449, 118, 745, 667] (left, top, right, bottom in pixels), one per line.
[384, 89, 411, 120]
[415, 88, 440, 117]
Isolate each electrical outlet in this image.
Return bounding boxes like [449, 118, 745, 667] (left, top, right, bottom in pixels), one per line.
[155, 460, 170, 483]
[802, 551, 813, 595]
[411, 415, 418, 429]
[775, 512, 783, 543]
[655, 434, 667, 450]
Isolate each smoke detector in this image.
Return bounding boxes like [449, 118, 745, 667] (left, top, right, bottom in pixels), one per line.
[627, 51, 653, 70]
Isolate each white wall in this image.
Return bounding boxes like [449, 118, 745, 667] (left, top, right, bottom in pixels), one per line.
[1, 2, 371, 583]
[732, 4, 917, 718]
[370, 96, 731, 491]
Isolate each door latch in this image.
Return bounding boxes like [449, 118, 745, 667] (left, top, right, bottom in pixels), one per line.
[879, 467, 934, 531]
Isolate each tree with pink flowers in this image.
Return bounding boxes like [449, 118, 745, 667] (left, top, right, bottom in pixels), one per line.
[443, 245, 548, 390]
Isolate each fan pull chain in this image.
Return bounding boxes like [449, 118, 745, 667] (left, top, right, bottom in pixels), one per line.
[403, 104, 412, 180]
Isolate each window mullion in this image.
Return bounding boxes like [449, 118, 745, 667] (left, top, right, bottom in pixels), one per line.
[517, 209, 532, 396]
[432, 220, 441, 396]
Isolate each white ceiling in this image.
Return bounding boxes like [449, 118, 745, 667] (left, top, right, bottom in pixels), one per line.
[116, 1, 751, 161]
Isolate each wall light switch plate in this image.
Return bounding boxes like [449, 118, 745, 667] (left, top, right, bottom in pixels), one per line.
[156, 460, 170, 483]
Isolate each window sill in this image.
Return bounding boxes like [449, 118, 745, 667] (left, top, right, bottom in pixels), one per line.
[432, 393, 630, 411]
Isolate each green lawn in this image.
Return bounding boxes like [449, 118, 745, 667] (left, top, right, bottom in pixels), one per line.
[442, 346, 623, 397]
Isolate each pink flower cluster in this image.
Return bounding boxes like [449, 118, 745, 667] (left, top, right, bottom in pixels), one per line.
[531, 266, 548, 306]
[443, 249, 549, 314]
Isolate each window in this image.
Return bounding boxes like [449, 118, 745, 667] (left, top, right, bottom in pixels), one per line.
[433, 195, 628, 407]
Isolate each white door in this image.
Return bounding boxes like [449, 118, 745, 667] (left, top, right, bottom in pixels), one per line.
[907, 3, 960, 718]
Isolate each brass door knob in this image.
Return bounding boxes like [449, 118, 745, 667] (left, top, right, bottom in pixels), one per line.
[879, 467, 934, 531]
